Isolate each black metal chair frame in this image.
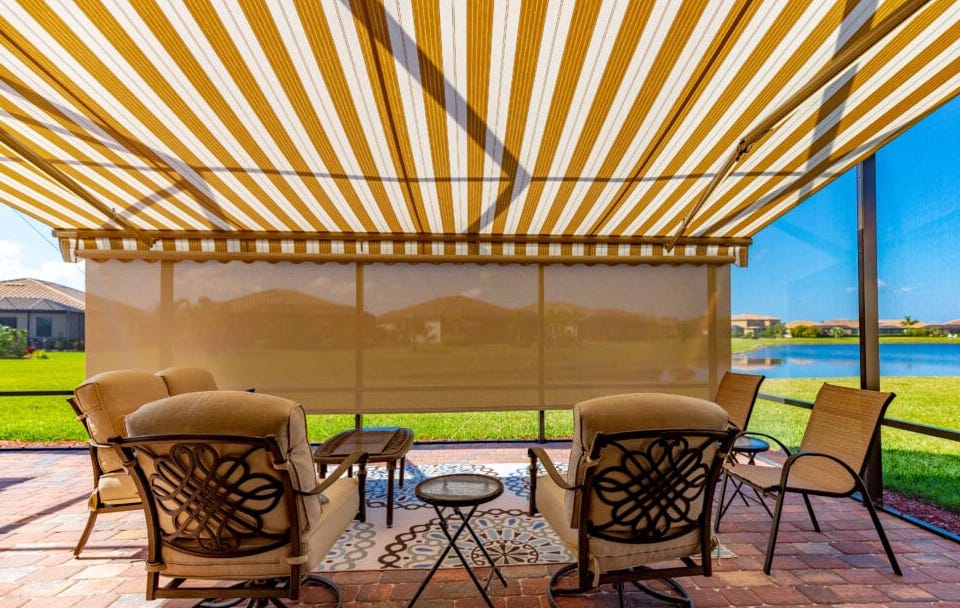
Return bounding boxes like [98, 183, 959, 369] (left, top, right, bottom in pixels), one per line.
[530, 426, 736, 607]
[112, 432, 364, 608]
[716, 429, 902, 576]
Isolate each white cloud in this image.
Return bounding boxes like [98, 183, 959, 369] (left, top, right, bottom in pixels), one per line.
[0, 239, 85, 290]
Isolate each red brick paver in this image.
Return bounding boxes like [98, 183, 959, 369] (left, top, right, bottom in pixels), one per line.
[1, 444, 957, 607]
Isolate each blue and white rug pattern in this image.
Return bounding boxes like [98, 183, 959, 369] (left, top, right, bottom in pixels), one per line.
[317, 463, 575, 571]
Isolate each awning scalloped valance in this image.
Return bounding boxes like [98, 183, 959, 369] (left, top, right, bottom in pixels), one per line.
[57, 232, 748, 266]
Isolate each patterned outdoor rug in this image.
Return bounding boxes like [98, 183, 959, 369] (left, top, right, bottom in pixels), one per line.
[316, 462, 733, 571]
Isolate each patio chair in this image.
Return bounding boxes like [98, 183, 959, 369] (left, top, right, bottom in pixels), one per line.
[713, 371, 768, 525]
[109, 389, 365, 606]
[720, 383, 901, 575]
[68, 369, 171, 556]
[528, 393, 736, 607]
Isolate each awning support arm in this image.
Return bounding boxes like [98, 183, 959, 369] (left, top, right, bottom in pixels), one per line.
[669, 0, 931, 249]
[0, 126, 154, 247]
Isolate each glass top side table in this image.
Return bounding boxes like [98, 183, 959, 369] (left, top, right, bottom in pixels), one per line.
[407, 473, 507, 608]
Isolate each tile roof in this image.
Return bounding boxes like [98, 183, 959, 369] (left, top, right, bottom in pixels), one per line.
[0, 278, 84, 312]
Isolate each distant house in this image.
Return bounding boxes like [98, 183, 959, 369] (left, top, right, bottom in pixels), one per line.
[731, 313, 781, 337]
[878, 319, 908, 336]
[935, 319, 960, 336]
[0, 278, 85, 349]
[819, 319, 860, 336]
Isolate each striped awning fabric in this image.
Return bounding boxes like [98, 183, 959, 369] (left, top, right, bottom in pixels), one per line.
[1, 0, 958, 266]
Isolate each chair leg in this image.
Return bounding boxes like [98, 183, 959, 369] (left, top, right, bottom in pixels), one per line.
[716, 471, 730, 530]
[629, 578, 693, 606]
[73, 510, 99, 557]
[303, 573, 343, 608]
[801, 493, 820, 532]
[854, 481, 903, 575]
[763, 491, 788, 575]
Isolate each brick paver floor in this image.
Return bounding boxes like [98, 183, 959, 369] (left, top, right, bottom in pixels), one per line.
[1, 443, 958, 607]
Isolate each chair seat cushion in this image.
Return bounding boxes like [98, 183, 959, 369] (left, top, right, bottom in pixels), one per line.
[95, 470, 141, 506]
[157, 476, 359, 579]
[536, 473, 708, 574]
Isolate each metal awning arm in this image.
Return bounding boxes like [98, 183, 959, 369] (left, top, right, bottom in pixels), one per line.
[670, 0, 932, 248]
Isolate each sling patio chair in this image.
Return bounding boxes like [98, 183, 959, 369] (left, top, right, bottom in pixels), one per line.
[109, 389, 365, 606]
[713, 371, 769, 525]
[719, 382, 901, 575]
[528, 393, 737, 607]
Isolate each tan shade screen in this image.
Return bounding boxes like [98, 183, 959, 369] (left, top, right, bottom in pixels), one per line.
[85, 260, 729, 413]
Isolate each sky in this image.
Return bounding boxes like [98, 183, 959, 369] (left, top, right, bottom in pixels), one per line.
[1, 95, 959, 323]
[731, 93, 960, 324]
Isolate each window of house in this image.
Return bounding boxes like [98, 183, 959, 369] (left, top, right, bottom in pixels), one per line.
[0, 317, 16, 328]
[36, 317, 53, 337]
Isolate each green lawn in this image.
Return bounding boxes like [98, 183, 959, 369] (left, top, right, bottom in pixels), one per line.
[1, 351, 957, 512]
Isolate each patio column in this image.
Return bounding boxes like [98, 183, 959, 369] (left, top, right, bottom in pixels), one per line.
[857, 154, 883, 502]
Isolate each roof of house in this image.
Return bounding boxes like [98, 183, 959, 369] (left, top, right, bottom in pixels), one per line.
[731, 313, 780, 322]
[819, 319, 860, 328]
[0, 278, 85, 313]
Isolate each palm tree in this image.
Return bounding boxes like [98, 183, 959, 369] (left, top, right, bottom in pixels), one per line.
[900, 315, 919, 336]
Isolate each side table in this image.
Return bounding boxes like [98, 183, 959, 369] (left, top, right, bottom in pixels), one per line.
[407, 473, 507, 608]
[313, 427, 414, 527]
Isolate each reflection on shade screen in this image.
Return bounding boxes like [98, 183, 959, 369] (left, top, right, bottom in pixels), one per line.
[86, 260, 727, 413]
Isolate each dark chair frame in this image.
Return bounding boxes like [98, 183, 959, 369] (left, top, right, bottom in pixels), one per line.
[530, 426, 736, 607]
[717, 385, 901, 576]
[111, 432, 365, 607]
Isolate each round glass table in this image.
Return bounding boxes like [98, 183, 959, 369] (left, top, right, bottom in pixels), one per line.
[407, 473, 506, 608]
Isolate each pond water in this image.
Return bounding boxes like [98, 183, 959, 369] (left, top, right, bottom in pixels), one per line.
[732, 342, 960, 378]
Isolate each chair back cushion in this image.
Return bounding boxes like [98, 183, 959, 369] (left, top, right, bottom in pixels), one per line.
[713, 371, 764, 430]
[566, 393, 728, 528]
[125, 390, 323, 530]
[796, 383, 895, 492]
[74, 369, 171, 472]
[154, 367, 218, 395]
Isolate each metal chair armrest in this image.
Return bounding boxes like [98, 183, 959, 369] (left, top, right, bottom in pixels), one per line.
[308, 450, 369, 495]
[528, 447, 575, 490]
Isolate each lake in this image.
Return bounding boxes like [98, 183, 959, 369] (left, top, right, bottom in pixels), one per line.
[732, 342, 960, 378]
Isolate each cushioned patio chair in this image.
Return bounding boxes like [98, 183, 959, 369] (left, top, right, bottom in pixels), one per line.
[68, 369, 171, 556]
[528, 393, 736, 607]
[110, 390, 364, 606]
[720, 383, 901, 575]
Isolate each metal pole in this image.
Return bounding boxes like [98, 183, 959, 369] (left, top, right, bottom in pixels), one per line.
[857, 155, 883, 502]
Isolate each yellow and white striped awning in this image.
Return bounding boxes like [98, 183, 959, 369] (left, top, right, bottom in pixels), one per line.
[1, 0, 958, 266]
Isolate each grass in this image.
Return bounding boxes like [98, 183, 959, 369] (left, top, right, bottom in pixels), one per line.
[1, 351, 957, 512]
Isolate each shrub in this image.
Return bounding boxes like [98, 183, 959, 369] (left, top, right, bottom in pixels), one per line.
[790, 324, 822, 338]
[0, 326, 29, 358]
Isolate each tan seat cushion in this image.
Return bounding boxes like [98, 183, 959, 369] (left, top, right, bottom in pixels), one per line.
[94, 471, 141, 507]
[158, 476, 359, 579]
[536, 471, 707, 573]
